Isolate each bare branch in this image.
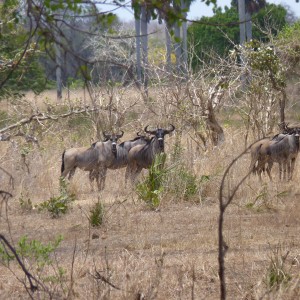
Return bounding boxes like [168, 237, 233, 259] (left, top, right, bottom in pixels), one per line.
[0, 107, 111, 135]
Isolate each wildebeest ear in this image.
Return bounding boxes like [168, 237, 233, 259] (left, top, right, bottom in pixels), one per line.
[164, 124, 175, 134]
[117, 131, 124, 139]
[102, 132, 110, 140]
[144, 125, 156, 135]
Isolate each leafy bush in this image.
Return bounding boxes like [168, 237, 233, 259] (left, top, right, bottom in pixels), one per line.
[19, 193, 33, 211]
[169, 167, 198, 200]
[136, 153, 167, 210]
[0, 235, 63, 268]
[265, 246, 291, 290]
[36, 178, 75, 218]
[89, 200, 104, 227]
[167, 137, 199, 201]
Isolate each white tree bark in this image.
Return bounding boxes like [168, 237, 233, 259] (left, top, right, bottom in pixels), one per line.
[135, 15, 142, 87]
[55, 43, 62, 100]
[245, 11, 252, 41]
[238, 0, 246, 45]
[165, 21, 172, 72]
[181, 0, 188, 77]
[174, 21, 181, 73]
[141, 5, 148, 91]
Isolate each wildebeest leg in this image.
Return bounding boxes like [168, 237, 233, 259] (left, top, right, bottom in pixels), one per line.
[126, 164, 138, 185]
[256, 157, 266, 181]
[288, 158, 296, 181]
[125, 165, 131, 184]
[97, 167, 107, 191]
[131, 166, 143, 185]
[266, 161, 273, 181]
[89, 170, 96, 191]
[278, 162, 282, 181]
[282, 161, 287, 181]
[68, 167, 76, 180]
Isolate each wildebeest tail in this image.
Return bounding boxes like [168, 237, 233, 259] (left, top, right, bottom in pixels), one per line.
[61, 150, 66, 174]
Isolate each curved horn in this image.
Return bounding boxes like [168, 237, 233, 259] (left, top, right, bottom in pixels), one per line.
[117, 130, 124, 139]
[144, 125, 156, 135]
[164, 124, 175, 134]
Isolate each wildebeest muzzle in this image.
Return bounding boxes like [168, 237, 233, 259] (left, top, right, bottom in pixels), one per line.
[158, 137, 164, 151]
[112, 142, 117, 157]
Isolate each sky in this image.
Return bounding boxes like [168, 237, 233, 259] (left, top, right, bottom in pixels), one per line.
[104, 0, 300, 22]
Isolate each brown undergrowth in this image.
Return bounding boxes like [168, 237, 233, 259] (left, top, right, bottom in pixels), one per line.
[1, 89, 300, 299]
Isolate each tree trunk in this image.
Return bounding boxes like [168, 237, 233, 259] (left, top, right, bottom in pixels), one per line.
[135, 16, 142, 88]
[141, 5, 148, 96]
[245, 11, 252, 41]
[165, 21, 172, 73]
[174, 21, 182, 74]
[55, 36, 63, 101]
[181, 0, 188, 77]
[238, 0, 246, 45]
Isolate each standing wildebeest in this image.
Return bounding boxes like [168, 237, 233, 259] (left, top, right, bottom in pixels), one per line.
[249, 132, 300, 181]
[90, 132, 150, 190]
[61, 131, 124, 190]
[125, 124, 175, 184]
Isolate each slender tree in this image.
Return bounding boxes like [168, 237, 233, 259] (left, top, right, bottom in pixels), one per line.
[134, 6, 142, 87]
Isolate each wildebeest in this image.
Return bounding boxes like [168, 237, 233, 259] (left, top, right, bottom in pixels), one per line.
[89, 132, 150, 190]
[249, 132, 300, 181]
[61, 131, 124, 190]
[125, 124, 175, 184]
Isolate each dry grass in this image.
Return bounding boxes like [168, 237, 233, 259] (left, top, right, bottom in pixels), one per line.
[1, 88, 300, 299]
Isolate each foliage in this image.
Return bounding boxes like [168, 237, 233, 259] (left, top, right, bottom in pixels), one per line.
[168, 166, 198, 200]
[0, 2, 47, 97]
[0, 0, 119, 96]
[277, 21, 300, 67]
[36, 178, 75, 218]
[244, 40, 285, 88]
[0, 235, 63, 268]
[265, 246, 291, 290]
[136, 153, 167, 210]
[89, 200, 104, 227]
[19, 193, 33, 211]
[167, 138, 198, 201]
[188, 3, 287, 69]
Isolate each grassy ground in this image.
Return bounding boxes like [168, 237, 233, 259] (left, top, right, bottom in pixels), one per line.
[1, 88, 300, 299]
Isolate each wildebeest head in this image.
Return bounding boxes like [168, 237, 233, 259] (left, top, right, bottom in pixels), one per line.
[144, 124, 175, 151]
[102, 131, 124, 156]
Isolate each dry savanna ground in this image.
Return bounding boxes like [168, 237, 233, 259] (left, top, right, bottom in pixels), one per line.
[1, 88, 300, 300]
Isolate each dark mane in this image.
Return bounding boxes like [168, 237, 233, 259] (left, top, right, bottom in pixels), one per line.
[119, 136, 148, 148]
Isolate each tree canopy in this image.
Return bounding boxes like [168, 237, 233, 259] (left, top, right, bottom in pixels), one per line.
[188, 3, 287, 69]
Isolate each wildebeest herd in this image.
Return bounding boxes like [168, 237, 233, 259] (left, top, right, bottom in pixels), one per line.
[249, 125, 300, 181]
[61, 123, 300, 190]
[61, 124, 175, 190]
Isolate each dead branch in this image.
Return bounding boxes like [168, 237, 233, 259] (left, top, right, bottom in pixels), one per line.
[0, 234, 39, 293]
[218, 139, 263, 300]
[92, 270, 121, 291]
[0, 106, 109, 136]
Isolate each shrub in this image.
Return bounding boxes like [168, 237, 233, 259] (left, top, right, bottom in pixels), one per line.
[136, 153, 167, 210]
[36, 178, 75, 218]
[19, 193, 33, 211]
[265, 246, 291, 290]
[89, 200, 104, 227]
[0, 235, 63, 268]
[167, 166, 198, 201]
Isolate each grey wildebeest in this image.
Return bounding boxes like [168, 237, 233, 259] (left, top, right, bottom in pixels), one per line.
[125, 124, 175, 184]
[249, 132, 300, 181]
[89, 132, 150, 190]
[61, 131, 124, 190]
